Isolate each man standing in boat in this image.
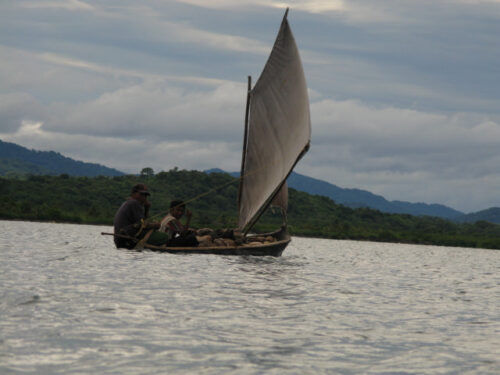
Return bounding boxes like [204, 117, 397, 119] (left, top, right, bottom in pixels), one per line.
[113, 183, 167, 248]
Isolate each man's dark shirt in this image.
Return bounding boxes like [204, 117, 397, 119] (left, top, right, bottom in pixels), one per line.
[113, 198, 146, 248]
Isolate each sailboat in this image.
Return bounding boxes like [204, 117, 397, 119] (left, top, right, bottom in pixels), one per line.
[139, 9, 311, 256]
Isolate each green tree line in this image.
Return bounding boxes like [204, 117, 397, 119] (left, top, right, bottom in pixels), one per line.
[2, 169, 500, 250]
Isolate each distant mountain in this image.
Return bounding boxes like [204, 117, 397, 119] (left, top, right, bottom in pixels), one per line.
[1, 141, 493, 222]
[455, 207, 500, 224]
[205, 168, 464, 219]
[286, 172, 464, 219]
[0, 158, 52, 176]
[0, 139, 124, 177]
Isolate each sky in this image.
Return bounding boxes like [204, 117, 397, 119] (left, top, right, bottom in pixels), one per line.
[1, 0, 500, 213]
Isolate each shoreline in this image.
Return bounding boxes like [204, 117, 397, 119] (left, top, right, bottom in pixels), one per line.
[3, 218, 498, 251]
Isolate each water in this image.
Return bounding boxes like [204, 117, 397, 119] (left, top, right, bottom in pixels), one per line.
[1, 220, 499, 374]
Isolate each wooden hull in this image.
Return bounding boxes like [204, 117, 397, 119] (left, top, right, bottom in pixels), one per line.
[140, 227, 290, 257]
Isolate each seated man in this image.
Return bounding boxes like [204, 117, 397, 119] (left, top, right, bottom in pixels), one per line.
[160, 200, 199, 247]
[113, 183, 168, 248]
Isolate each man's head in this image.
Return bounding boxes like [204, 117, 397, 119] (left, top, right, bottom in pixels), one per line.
[131, 183, 150, 203]
[170, 199, 185, 219]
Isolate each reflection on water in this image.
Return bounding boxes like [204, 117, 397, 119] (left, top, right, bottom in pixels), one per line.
[1, 220, 499, 374]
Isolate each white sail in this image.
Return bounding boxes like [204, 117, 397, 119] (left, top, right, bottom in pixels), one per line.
[238, 10, 311, 232]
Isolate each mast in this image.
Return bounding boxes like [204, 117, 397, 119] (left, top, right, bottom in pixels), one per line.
[238, 76, 252, 211]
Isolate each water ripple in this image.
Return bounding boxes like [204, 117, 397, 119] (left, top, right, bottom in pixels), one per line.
[1, 221, 499, 374]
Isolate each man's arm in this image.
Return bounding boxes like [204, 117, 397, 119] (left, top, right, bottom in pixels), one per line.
[142, 200, 160, 229]
[122, 200, 157, 235]
[184, 209, 192, 230]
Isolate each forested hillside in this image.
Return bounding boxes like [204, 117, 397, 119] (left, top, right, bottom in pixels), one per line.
[0, 139, 481, 221]
[454, 207, 500, 224]
[207, 169, 464, 219]
[0, 139, 124, 177]
[2, 169, 500, 250]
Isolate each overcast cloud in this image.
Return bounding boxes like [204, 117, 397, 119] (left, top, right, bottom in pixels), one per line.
[1, 0, 500, 212]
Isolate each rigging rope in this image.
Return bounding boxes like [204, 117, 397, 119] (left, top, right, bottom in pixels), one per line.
[145, 173, 243, 222]
[144, 161, 274, 224]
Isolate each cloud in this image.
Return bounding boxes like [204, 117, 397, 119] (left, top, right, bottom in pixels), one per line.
[302, 99, 500, 211]
[2, 0, 500, 212]
[43, 80, 247, 142]
[158, 20, 270, 55]
[457, 0, 500, 3]
[4, 76, 500, 212]
[172, 0, 420, 23]
[0, 121, 243, 175]
[0, 93, 45, 133]
[311, 99, 500, 172]
[38, 51, 230, 87]
[21, 0, 95, 11]
[177, 0, 345, 13]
